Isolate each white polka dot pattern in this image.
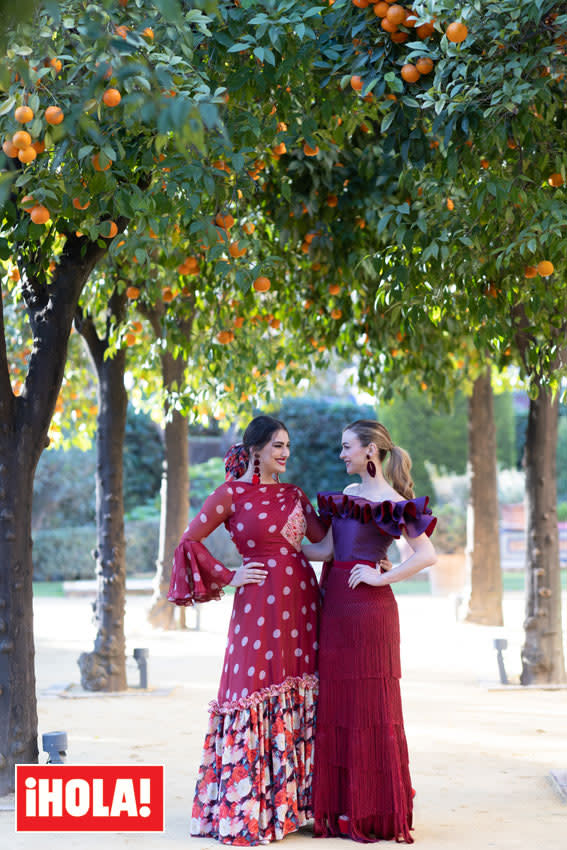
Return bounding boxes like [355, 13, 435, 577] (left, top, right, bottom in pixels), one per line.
[213, 482, 321, 708]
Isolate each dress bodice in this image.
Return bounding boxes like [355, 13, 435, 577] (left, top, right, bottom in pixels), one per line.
[317, 492, 437, 563]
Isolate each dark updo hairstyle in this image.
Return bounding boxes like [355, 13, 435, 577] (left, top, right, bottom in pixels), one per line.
[242, 415, 288, 452]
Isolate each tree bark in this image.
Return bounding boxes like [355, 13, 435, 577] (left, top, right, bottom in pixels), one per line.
[144, 306, 191, 629]
[76, 290, 128, 690]
[520, 381, 566, 684]
[0, 234, 107, 794]
[463, 369, 504, 625]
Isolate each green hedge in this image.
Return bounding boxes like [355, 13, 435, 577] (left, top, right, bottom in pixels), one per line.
[32, 519, 160, 581]
[32, 515, 242, 581]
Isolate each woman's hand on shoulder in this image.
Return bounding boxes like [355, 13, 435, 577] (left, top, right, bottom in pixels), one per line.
[229, 562, 268, 587]
[348, 562, 383, 589]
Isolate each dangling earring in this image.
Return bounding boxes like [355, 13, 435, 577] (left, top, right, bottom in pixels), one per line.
[366, 455, 376, 478]
[252, 453, 261, 485]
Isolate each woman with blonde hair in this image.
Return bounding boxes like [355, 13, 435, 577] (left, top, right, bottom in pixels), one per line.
[302, 419, 437, 843]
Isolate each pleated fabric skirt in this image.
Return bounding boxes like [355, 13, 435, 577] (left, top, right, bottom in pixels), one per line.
[313, 560, 414, 843]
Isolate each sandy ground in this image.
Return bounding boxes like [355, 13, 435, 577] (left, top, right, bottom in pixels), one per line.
[1, 585, 566, 849]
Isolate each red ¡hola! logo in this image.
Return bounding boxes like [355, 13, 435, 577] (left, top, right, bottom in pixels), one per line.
[15, 765, 164, 832]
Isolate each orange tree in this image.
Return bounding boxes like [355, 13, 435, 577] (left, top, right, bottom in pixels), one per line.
[0, 0, 349, 791]
[258, 0, 567, 677]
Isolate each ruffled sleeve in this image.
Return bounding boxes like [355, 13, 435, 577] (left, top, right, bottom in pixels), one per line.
[317, 492, 437, 539]
[168, 484, 235, 606]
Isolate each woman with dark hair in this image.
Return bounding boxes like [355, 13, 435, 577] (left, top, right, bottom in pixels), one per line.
[169, 415, 327, 846]
[302, 419, 437, 844]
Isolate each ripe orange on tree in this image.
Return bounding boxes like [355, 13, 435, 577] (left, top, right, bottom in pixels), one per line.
[381, 17, 398, 34]
[253, 276, 271, 292]
[29, 204, 50, 224]
[229, 241, 246, 258]
[373, 1, 389, 16]
[233, 317, 245, 329]
[102, 88, 121, 107]
[215, 212, 235, 230]
[416, 57, 434, 74]
[350, 75, 363, 92]
[18, 146, 36, 163]
[21, 194, 36, 211]
[401, 64, 420, 83]
[49, 57, 62, 73]
[391, 31, 409, 43]
[126, 286, 140, 299]
[162, 286, 175, 302]
[143, 27, 154, 39]
[446, 21, 468, 43]
[217, 330, 235, 344]
[14, 105, 34, 123]
[242, 221, 255, 235]
[45, 105, 64, 125]
[92, 152, 111, 171]
[303, 142, 319, 156]
[446, 198, 455, 210]
[352, 0, 369, 7]
[386, 4, 406, 26]
[12, 130, 32, 149]
[32, 139, 46, 154]
[548, 173, 564, 187]
[416, 21, 435, 39]
[273, 142, 286, 155]
[331, 308, 343, 320]
[2, 139, 19, 157]
[524, 266, 537, 278]
[327, 194, 338, 207]
[102, 221, 118, 238]
[328, 283, 341, 295]
[125, 332, 137, 347]
[537, 260, 554, 276]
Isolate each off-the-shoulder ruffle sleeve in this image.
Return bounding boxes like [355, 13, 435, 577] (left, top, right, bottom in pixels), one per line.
[168, 484, 235, 606]
[317, 491, 437, 539]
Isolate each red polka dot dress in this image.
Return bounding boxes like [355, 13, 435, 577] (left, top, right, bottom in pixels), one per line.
[169, 480, 327, 845]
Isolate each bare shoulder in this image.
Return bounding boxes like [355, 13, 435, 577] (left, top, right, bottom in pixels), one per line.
[343, 483, 360, 495]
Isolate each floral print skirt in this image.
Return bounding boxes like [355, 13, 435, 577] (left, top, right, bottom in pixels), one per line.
[191, 674, 317, 845]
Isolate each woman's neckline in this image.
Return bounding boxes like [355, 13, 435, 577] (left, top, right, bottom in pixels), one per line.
[234, 480, 286, 487]
[323, 489, 412, 505]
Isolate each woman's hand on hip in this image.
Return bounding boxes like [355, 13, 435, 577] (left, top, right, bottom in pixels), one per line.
[348, 563, 383, 589]
[229, 562, 268, 587]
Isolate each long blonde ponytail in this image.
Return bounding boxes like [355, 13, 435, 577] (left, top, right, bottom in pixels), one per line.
[345, 419, 415, 500]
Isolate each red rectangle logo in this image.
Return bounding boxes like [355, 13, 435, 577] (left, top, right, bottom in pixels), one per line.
[15, 765, 164, 832]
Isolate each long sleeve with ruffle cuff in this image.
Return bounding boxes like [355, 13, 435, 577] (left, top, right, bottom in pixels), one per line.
[168, 538, 233, 606]
[168, 483, 235, 606]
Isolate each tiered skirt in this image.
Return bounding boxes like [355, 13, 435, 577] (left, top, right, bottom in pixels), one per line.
[313, 560, 414, 843]
[191, 675, 317, 845]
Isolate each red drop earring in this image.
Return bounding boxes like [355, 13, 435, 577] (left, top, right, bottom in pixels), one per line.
[366, 455, 376, 478]
[252, 453, 261, 485]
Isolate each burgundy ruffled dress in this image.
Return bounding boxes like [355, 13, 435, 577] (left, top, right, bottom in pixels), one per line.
[168, 480, 326, 845]
[313, 492, 437, 844]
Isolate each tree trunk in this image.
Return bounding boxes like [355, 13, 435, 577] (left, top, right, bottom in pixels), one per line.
[76, 292, 128, 690]
[0, 234, 108, 793]
[520, 381, 566, 684]
[463, 369, 504, 625]
[144, 306, 190, 629]
[0, 442, 39, 794]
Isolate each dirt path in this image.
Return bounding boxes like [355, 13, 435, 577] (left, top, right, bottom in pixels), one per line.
[2, 588, 566, 849]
